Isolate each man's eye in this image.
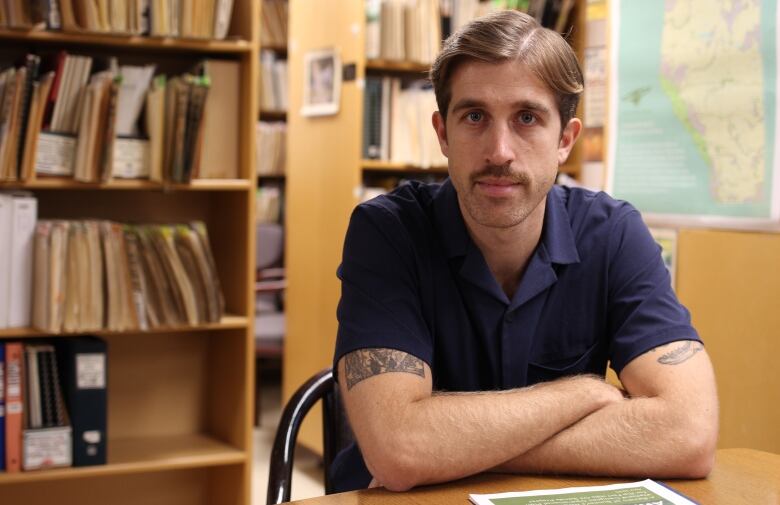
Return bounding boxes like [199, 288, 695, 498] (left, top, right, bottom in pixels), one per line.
[466, 111, 483, 123]
[519, 112, 536, 125]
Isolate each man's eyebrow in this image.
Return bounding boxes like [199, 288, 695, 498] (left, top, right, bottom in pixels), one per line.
[449, 98, 552, 116]
[450, 98, 487, 114]
[517, 100, 552, 115]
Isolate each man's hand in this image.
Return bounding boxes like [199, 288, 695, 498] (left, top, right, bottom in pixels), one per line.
[494, 340, 718, 478]
[339, 349, 623, 491]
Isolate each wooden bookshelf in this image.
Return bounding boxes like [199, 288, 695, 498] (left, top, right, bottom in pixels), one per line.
[0, 28, 253, 54]
[0, 434, 244, 484]
[366, 58, 431, 74]
[0, 1, 258, 504]
[0, 178, 252, 191]
[284, 0, 588, 455]
[0, 315, 249, 339]
[259, 110, 288, 121]
[261, 44, 288, 56]
[362, 159, 448, 173]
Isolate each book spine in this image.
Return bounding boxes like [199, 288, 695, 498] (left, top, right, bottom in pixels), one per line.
[16, 55, 41, 177]
[5, 342, 23, 472]
[8, 195, 38, 328]
[0, 194, 13, 328]
[0, 345, 5, 471]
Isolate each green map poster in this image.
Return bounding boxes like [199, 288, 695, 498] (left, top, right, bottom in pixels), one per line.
[607, 0, 780, 225]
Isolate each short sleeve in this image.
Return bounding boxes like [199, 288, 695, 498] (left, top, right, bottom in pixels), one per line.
[333, 203, 433, 382]
[607, 208, 700, 373]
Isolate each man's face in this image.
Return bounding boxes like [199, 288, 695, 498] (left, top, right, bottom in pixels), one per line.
[433, 59, 580, 230]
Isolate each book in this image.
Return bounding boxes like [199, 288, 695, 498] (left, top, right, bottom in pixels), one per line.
[199, 59, 239, 179]
[0, 193, 13, 328]
[56, 337, 107, 467]
[7, 193, 38, 328]
[469, 479, 698, 505]
[4, 342, 23, 472]
[31, 219, 224, 332]
[21, 344, 72, 471]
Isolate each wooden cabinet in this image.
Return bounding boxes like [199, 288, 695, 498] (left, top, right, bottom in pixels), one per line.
[677, 229, 780, 454]
[0, 1, 258, 503]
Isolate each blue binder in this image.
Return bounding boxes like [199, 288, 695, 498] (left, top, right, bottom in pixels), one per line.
[56, 337, 108, 467]
[0, 344, 5, 472]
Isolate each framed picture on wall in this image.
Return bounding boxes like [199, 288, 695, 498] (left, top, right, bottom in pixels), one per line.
[301, 48, 342, 117]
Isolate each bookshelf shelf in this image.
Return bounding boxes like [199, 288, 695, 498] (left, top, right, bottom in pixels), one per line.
[0, 29, 252, 54]
[362, 159, 448, 173]
[0, 178, 252, 191]
[259, 110, 288, 121]
[366, 58, 431, 74]
[0, 434, 245, 484]
[0, 315, 249, 339]
[260, 44, 288, 55]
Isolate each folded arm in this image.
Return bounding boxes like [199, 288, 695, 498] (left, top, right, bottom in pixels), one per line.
[493, 340, 719, 478]
[338, 348, 623, 491]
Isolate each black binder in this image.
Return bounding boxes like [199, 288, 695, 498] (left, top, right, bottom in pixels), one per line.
[56, 336, 108, 467]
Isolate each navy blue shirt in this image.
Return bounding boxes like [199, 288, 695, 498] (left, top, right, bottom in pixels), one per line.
[332, 179, 699, 491]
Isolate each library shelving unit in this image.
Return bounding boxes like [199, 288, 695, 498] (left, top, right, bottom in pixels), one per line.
[284, 0, 586, 454]
[0, 1, 258, 504]
[254, 0, 288, 420]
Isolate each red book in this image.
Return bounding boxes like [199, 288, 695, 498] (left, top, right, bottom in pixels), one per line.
[4, 342, 24, 472]
[42, 51, 67, 130]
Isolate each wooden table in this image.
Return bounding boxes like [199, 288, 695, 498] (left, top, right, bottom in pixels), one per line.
[287, 449, 780, 504]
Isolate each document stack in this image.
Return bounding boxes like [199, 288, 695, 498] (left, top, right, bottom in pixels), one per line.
[365, 0, 441, 64]
[362, 77, 447, 169]
[0, 52, 241, 184]
[0, 1, 237, 40]
[32, 220, 225, 333]
[0, 337, 108, 473]
[260, 0, 288, 47]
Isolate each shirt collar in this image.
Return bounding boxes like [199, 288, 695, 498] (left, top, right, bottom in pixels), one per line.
[542, 185, 581, 265]
[433, 180, 580, 265]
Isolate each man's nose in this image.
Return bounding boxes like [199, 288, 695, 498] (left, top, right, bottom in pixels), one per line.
[484, 124, 515, 167]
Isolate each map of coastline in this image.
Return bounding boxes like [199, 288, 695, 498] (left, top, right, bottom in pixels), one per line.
[609, 0, 779, 222]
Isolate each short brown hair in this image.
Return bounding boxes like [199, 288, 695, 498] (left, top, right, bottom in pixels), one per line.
[430, 10, 583, 128]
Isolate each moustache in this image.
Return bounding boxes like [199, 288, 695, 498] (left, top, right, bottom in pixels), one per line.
[470, 164, 530, 185]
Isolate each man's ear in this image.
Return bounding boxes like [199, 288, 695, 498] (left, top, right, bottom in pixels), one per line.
[432, 111, 449, 158]
[557, 117, 582, 165]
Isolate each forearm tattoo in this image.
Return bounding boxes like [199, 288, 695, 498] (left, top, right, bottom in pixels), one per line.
[655, 341, 703, 365]
[344, 349, 425, 390]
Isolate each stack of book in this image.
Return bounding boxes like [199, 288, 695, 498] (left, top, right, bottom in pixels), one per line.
[0, 192, 37, 330]
[259, 50, 288, 112]
[32, 220, 225, 333]
[365, 0, 441, 64]
[362, 77, 447, 169]
[260, 0, 288, 47]
[446, 0, 576, 35]
[0, 337, 108, 473]
[256, 186, 282, 224]
[255, 122, 286, 177]
[0, 53, 241, 183]
[0, 1, 237, 40]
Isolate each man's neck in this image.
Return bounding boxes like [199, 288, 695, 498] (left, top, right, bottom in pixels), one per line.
[462, 200, 546, 300]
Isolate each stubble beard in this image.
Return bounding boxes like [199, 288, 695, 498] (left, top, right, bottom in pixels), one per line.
[461, 163, 550, 229]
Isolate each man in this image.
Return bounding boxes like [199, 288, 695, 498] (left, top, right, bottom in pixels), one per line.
[332, 10, 718, 493]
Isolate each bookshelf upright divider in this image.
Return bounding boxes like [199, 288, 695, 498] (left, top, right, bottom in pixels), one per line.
[0, 0, 258, 503]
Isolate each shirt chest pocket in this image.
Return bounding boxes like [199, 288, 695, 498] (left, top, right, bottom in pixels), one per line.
[526, 331, 607, 384]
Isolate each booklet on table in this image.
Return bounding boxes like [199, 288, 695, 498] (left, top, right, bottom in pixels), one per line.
[469, 479, 697, 505]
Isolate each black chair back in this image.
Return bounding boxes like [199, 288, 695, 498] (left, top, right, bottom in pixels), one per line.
[266, 367, 353, 505]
